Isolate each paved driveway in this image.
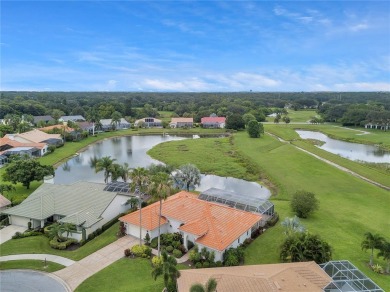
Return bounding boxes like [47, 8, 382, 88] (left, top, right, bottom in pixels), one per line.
[0, 270, 71, 292]
[54, 235, 138, 291]
[0, 225, 27, 244]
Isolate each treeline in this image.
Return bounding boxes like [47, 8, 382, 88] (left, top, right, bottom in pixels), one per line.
[1, 91, 389, 127]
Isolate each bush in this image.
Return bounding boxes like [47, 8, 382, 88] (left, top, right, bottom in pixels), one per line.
[178, 244, 186, 253]
[131, 244, 152, 257]
[124, 248, 131, 257]
[242, 238, 253, 247]
[12, 230, 42, 239]
[291, 191, 319, 218]
[166, 246, 174, 253]
[150, 237, 158, 248]
[172, 240, 181, 249]
[215, 261, 223, 267]
[152, 256, 162, 268]
[173, 249, 182, 258]
[195, 262, 202, 269]
[12, 232, 22, 239]
[88, 233, 95, 241]
[202, 261, 210, 268]
[49, 236, 77, 250]
[372, 264, 384, 274]
[189, 249, 201, 263]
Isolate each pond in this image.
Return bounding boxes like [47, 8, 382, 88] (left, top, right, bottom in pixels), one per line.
[54, 135, 271, 199]
[296, 130, 390, 163]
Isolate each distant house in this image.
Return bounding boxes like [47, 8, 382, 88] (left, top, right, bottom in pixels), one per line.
[33, 115, 54, 125]
[365, 123, 389, 131]
[59, 115, 86, 123]
[201, 116, 226, 128]
[77, 121, 96, 134]
[0, 194, 12, 211]
[169, 118, 193, 128]
[120, 191, 262, 262]
[134, 117, 162, 128]
[2, 181, 133, 241]
[39, 124, 75, 134]
[4, 129, 63, 147]
[100, 118, 131, 131]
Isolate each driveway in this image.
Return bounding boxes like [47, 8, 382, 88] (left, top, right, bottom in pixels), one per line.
[54, 235, 138, 291]
[0, 270, 71, 292]
[0, 225, 27, 245]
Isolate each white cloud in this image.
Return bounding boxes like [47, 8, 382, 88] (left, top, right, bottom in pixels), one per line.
[334, 82, 390, 91]
[349, 23, 369, 32]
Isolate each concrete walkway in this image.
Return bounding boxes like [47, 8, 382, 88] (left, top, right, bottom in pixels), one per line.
[0, 225, 27, 244]
[0, 254, 75, 266]
[54, 235, 138, 291]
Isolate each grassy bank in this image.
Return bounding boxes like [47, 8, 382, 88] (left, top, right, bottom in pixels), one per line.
[0, 259, 65, 272]
[149, 131, 390, 290]
[0, 222, 120, 261]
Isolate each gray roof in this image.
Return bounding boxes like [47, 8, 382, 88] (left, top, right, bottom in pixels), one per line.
[33, 116, 54, 123]
[59, 115, 86, 122]
[2, 182, 119, 227]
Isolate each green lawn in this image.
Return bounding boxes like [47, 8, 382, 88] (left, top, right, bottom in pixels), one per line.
[0, 222, 120, 261]
[75, 258, 188, 292]
[149, 131, 390, 290]
[0, 259, 65, 272]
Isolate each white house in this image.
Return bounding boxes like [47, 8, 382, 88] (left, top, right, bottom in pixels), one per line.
[134, 117, 162, 128]
[119, 191, 262, 262]
[2, 181, 133, 241]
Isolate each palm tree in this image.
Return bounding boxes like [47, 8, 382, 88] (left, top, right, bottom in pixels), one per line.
[361, 232, 385, 266]
[149, 172, 173, 256]
[190, 278, 217, 292]
[152, 251, 180, 291]
[87, 109, 100, 136]
[109, 163, 124, 182]
[61, 223, 76, 239]
[377, 240, 390, 273]
[121, 162, 130, 182]
[95, 156, 116, 183]
[111, 111, 122, 130]
[281, 216, 305, 237]
[173, 163, 201, 191]
[129, 167, 150, 246]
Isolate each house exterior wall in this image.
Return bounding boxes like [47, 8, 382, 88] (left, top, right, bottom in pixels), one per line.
[202, 122, 225, 128]
[125, 222, 164, 240]
[176, 122, 193, 128]
[166, 217, 183, 233]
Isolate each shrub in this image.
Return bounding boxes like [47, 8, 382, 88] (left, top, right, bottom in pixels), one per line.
[150, 237, 158, 248]
[79, 239, 86, 246]
[131, 244, 152, 257]
[12, 232, 22, 239]
[178, 244, 186, 253]
[372, 264, 384, 274]
[141, 253, 147, 258]
[215, 261, 223, 267]
[242, 238, 253, 247]
[27, 222, 32, 230]
[173, 249, 182, 258]
[195, 262, 202, 269]
[144, 232, 150, 245]
[265, 212, 279, 227]
[12, 230, 42, 239]
[202, 261, 210, 268]
[223, 247, 244, 266]
[124, 248, 131, 257]
[117, 222, 126, 237]
[88, 233, 95, 241]
[291, 191, 319, 218]
[152, 256, 162, 268]
[166, 246, 174, 253]
[172, 240, 180, 249]
[189, 249, 201, 263]
[49, 236, 77, 250]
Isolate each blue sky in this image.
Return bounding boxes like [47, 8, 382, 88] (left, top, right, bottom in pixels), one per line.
[1, 1, 389, 92]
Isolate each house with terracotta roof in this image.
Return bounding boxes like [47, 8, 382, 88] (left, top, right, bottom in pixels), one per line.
[4, 129, 63, 146]
[0, 194, 12, 211]
[201, 115, 226, 128]
[0, 136, 48, 157]
[169, 118, 193, 128]
[119, 191, 262, 261]
[177, 261, 332, 292]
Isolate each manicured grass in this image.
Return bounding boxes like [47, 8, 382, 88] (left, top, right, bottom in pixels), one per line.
[0, 259, 65, 272]
[0, 222, 120, 261]
[265, 124, 390, 188]
[75, 258, 188, 292]
[150, 131, 390, 290]
[287, 109, 318, 123]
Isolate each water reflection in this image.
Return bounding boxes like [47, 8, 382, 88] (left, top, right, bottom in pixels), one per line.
[54, 135, 272, 200]
[296, 130, 390, 163]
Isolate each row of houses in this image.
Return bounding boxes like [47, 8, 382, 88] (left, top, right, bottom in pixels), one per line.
[6, 115, 226, 130]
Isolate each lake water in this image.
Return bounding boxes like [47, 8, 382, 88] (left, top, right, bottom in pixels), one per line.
[296, 130, 390, 163]
[54, 135, 271, 199]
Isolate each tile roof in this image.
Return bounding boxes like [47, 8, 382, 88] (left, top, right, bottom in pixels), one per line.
[120, 191, 261, 251]
[201, 117, 226, 124]
[2, 182, 118, 227]
[5, 129, 61, 144]
[177, 261, 332, 292]
[0, 194, 11, 208]
[0, 137, 46, 155]
[39, 125, 75, 133]
[170, 118, 194, 123]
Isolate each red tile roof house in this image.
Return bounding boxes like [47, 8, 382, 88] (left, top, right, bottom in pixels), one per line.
[169, 118, 194, 128]
[119, 191, 262, 262]
[201, 116, 226, 128]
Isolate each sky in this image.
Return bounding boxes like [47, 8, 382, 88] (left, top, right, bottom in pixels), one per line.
[1, 1, 389, 92]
